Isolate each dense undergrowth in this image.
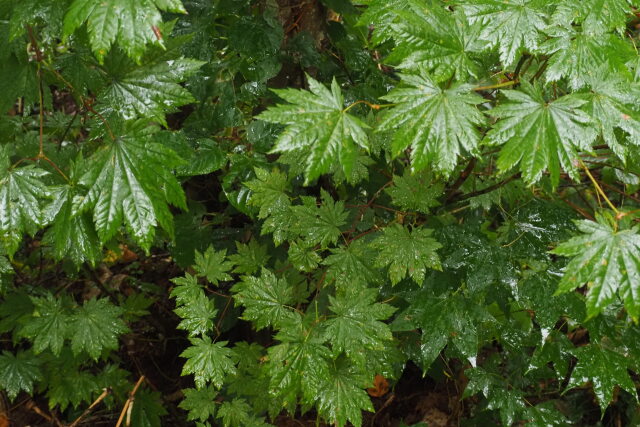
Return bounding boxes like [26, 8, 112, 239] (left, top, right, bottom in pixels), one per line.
[2, 0, 640, 425]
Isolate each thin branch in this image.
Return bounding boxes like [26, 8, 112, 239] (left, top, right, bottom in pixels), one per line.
[474, 80, 519, 92]
[68, 388, 111, 427]
[579, 159, 619, 215]
[448, 173, 520, 204]
[115, 376, 145, 427]
[445, 158, 477, 202]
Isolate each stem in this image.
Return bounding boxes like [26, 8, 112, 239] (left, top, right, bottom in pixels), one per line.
[343, 100, 394, 113]
[445, 158, 477, 202]
[115, 376, 145, 427]
[68, 388, 111, 427]
[448, 173, 520, 204]
[579, 159, 619, 216]
[474, 80, 519, 92]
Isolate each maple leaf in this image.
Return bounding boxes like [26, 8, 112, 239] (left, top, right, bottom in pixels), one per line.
[216, 398, 272, 427]
[78, 130, 186, 249]
[324, 287, 396, 356]
[487, 81, 597, 186]
[542, 27, 634, 89]
[581, 68, 640, 160]
[378, 70, 485, 175]
[0, 160, 49, 257]
[63, 0, 187, 62]
[174, 293, 217, 337]
[403, 292, 489, 369]
[551, 0, 632, 33]
[357, 0, 410, 44]
[258, 76, 370, 183]
[232, 268, 296, 330]
[43, 185, 102, 266]
[0, 350, 41, 399]
[464, 367, 527, 426]
[459, 0, 548, 66]
[288, 240, 322, 272]
[387, 5, 486, 81]
[569, 344, 636, 409]
[19, 295, 70, 356]
[291, 189, 348, 248]
[385, 171, 443, 214]
[170, 273, 203, 307]
[98, 52, 204, 123]
[267, 315, 331, 408]
[193, 247, 233, 285]
[70, 298, 128, 359]
[245, 168, 290, 219]
[129, 389, 168, 427]
[179, 386, 218, 422]
[228, 240, 271, 275]
[552, 214, 640, 319]
[181, 337, 236, 389]
[372, 224, 442, 285]
[323, 240, 381, 290]
[313, 361, 374, 427]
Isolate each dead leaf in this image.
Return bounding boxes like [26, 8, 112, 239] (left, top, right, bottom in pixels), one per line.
[367, 374, 389, 397]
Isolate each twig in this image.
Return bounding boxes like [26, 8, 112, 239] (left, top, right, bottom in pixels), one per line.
[474, 79, 519, 92]
[579, 159, 619, 215]
[115, 376, 145, 427]
[68, 388, 111, 427]
[25, 399, 62, 427]
[445, 158, 477, 202]
[447, 173, 520, 204]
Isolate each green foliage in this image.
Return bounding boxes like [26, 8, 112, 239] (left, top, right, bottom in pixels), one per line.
[1, 0, 640, 425]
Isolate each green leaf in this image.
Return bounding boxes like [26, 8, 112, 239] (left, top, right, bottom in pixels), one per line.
[79, 131, 186, 249]
[181, 337, 236, 389]
[379, 70, 485, 175]
[581, 68, 640, 160]
[372, 224, 442, 285]
[487, 82, 596, 186]
[464, 367, 527, 426]
[385, 171, 443, 214]
[70, 298, 128, 359]
[313, 362, 374, 427]
[170, 273, 203, 307]
[267, 315, 331, 407]
[288, 240, 322, 272]
[129, 389, 168, 427]
[387, 5, 485, 81]
[292, 189, 348, 247]
[194, 247, 233, 285]
[569, 344, 636, 409]
[258, 76, 370, 183]
[542, 27, 633, 89]
[99, 53, 203, 123]
[552, 0, 632, 33]
[324, 287, 396, 356]
[227, 239, 271, 274]
[64, 0, 187, 62]
[216, 398, 272, 427]
[245, 168, 290, 219]
[46, 365, 99, 410]
[0, 350, 41, 399]
[43, 185, 102, 266]
[324, 240, 381, 290]
[179, 386, 218, 422]
[174, 293, 217, 337]
[232, 268, 296, 330]
[460, 0, 547, 66]
[552, 214, 640, 319]
[398, 292, 490, 369]
[0, 164, 49, 256]
[19, 295, 70, 356]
